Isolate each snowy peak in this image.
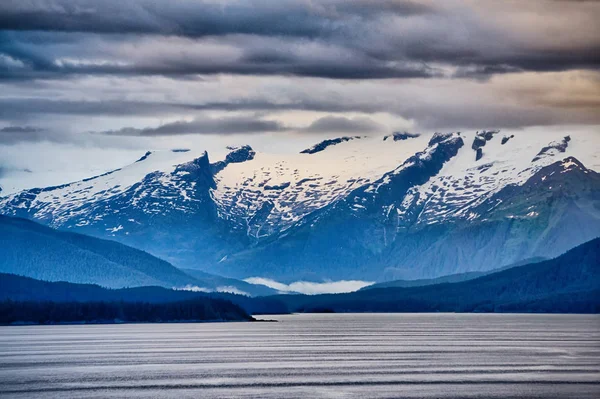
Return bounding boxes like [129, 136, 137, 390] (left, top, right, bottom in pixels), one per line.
[470, 156, 600, 225]
[212, 133, 435, 239]
[526, 156, 594, 190]
[532, 135, 570, 162]
[560, 157, 587, 172]
[386, 130, 599, 228]
[332, 132, 464, 229]
[2, 130, 597, 237]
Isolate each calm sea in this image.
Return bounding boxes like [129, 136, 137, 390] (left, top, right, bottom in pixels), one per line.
[1, 313, 599, 398]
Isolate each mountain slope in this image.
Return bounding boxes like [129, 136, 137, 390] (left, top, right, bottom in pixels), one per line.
[274, 237, 600, 313]
[0, 215, 270, 294]
[360, 257, 547, 290]
[214, 154, 600, 282]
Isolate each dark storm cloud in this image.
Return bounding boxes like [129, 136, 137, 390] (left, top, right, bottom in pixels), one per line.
[0, 34, 436, 81]
[303, 116, 383, 133]
[0, 0, 599, 138]
[0, 97, 388, 120]
[0, 98, 194, 119]
[101, 115, 288, 136]
[0, 0, 432, 37]
[1, 0, 598, 83]
[0, 0, 437, 80]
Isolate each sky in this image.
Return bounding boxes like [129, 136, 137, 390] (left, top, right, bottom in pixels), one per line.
[0, 0, 599, 189]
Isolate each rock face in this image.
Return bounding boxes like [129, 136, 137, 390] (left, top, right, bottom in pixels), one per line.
[383, 132, 420, 141]
[532, 135, 570, 162]
[1, 130, 599, 283]
[471, 130, 500, 161]
[300, 136, 362, 154]
[211, 145, 256, 174]
[501, 135, 514, 145]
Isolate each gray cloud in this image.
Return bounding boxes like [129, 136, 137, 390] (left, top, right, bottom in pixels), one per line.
[2, 69, 600, 133]
[0, 0, 598, 83]
[101, 115, 288, 136]
[0, 98, 191, 119]
[303, 116, 383, 133]
[0, 33, 436, 81]
[0, 0, 436, 80]
[0, 0, 599, 141]
[0, 1, 432, 37]
[0, 97, 385, 119]
[0, 125, 47, 143]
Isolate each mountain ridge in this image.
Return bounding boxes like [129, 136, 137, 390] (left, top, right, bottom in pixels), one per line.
[0, 215, 276, 295]
[1, 130, 599, 282]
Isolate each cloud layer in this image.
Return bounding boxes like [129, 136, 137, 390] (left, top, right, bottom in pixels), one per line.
[0, 0, 599, 143]
[102, 115, 288, 136]
[244, 277, 373, 295]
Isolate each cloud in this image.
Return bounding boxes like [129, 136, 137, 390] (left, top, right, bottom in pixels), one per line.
[1, 1, 598, 83]
[0, 32, 437, 81]
[215, 286, 250, 296]
[303, 115, 384, 133]
[174, 284, 250, 296]
[2, 69, 600, 136]
[0, 0, 599, 140]
[0, 96, 386, 119]
[0, 0, 432, 37]
[174, 285, 211, 293]
[244, 277, 373, 295]
[0, 125, 47, 143]
[101, 115, 288, 136]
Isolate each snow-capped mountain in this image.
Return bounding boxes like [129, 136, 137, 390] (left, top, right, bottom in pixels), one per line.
[1, 130, 599, 282]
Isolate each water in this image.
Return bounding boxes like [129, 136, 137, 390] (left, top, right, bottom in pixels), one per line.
[0, 313, 599, 398]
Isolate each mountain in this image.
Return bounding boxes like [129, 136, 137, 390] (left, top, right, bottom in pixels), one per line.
[0, 215, 274, 295]
[212, 132, 600, 282]
[1, 130, 599, 282]
[360, 257, 547, 290]
[273, 237, 600, 314]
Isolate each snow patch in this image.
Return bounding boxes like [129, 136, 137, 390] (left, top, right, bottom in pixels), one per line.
[107, 225, 123, 233]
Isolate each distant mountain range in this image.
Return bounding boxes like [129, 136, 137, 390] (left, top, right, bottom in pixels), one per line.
[2, 237, 598, 315]
[1, 130, 599, 283]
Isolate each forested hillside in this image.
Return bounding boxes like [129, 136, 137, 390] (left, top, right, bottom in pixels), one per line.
[275, 238, 600, 313]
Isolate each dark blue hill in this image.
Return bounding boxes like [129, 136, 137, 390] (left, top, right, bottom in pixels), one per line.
[0, 273, 287, 315]
[274, 237, 600, 313]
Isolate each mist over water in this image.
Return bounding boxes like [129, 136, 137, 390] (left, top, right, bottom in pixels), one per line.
[1, 313, 599, 398]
